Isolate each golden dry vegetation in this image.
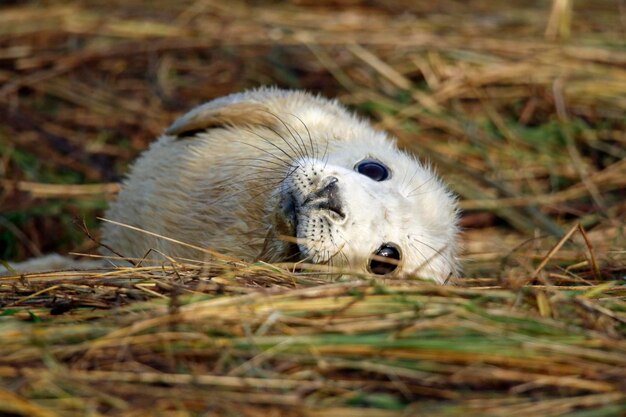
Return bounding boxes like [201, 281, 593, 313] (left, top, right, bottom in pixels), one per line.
[0, 1, 625, 416]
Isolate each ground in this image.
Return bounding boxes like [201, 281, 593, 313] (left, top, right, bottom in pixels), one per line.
[0, 1, 624, 416]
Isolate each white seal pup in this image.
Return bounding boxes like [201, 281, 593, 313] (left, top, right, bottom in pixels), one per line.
[102, 88, 459, 283]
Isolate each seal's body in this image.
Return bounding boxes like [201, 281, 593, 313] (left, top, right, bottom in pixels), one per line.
[103, 88, 459, 283]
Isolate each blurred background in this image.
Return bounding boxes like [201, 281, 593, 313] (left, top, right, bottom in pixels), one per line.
[0, 0, 624, 281]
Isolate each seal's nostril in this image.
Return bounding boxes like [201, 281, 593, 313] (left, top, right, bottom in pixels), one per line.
[318, 176, 344, 219]
[320, 176, 338, 196]
[302, 175, 345, 220]
[307, 176, 337, 199]
[318, 196, 345, 219]
[326, 176, 339, 187]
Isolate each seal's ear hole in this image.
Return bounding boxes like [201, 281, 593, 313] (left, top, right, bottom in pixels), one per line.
[368, 244, 401, 275]
[166, 101, 277, 138]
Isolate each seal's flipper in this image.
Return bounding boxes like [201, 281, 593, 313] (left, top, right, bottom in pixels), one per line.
[166, 100, 277, 138]
[0, 254, 106, 276]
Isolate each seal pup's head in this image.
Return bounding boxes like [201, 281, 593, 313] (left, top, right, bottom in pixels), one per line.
[166, 88, 459, 283]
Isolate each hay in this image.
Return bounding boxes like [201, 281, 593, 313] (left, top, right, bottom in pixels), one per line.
[1, 259, 625, 416]
[0, 0, 625, 415]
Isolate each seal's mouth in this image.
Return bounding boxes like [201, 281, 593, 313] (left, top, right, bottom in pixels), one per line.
[280, 192, 302, 261]
[303, 176, 346, 221]
[281, 192, 298, 233]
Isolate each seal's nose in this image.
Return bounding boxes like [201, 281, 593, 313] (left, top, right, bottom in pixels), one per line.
[305, 176, 345, 220]
[318, 176, 345, 219]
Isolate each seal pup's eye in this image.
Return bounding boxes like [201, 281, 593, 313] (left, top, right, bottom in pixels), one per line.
[368, 244, 401, 275]
[355, 159, 390, 181]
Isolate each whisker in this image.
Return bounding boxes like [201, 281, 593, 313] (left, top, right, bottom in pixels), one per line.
[290, 113, 318, 162]
[407, 235, 456, 277]
[255, 110, 308, 164]
[235, 135, 295, 168]
[229, 156, 291, 170]
[321, 137, 330, 171]
[267, 112, 309, 162]
[406, 175, 436, 198]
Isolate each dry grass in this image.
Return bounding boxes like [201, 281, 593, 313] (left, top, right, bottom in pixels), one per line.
[0, 0, 625, 416]
[1, 258, 625, 417]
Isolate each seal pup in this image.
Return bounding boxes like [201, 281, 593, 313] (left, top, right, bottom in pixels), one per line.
[102, 88, 459, 283]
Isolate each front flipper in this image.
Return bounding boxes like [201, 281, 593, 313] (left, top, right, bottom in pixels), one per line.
[166, 97, 277, 138]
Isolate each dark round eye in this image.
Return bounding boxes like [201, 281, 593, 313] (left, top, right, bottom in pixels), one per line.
[368, 244, 401, 275]
[355, 159, 390, 181]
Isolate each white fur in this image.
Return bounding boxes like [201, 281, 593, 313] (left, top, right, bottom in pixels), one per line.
[284, 151, 458, 282]
[0, 254, 105, 275]
[94, 88, 461, 283]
